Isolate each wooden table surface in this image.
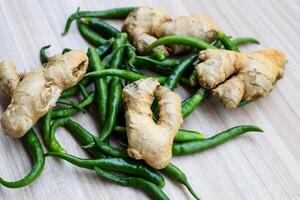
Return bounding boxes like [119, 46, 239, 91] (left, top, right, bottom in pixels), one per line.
[0, 0, 300, 199]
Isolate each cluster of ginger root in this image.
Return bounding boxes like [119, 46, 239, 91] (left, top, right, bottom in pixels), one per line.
[0, 50, 88, 138]
[123, 6, 287, 108]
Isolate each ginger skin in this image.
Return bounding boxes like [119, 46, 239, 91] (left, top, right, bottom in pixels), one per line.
[122, 6, 220, 55]
[123, 79, 183, 169]
[0, 50, 88, 138]
[195, 48, 286, 108]
[122, 6, 171, 55]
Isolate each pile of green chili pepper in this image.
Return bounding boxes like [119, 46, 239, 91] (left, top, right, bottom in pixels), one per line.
[0, 6, 263, 200]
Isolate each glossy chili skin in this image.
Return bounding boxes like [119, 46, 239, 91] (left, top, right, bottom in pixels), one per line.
[95, 167, 169, 200]
[61, 77, 93, 97]
[174, 129, 205, 143]
[88, 46, 108, 124]
[163, 53, 198, 90]
[82, 18, 120, 38]
[218, 32, 239, 51]
[42, 110, 66, 153]
[39, 44, 51, 64]
[63, 7, 135, 35]
[52, 93, 94, 118]
[56, 98, 85, 111]
[146, 35, 217, 52]
[161, 163, 200, 200]
[181, 88, 206, 118]
[99, 33, 126, 141]
[46, 152, 165, 188]
[77, 20, 106, 46]
[85, 69, 166, 84]
[0, 129, 45, 188]
[232, 37, 259, 46]
[173, 125, 263, 155]
[96, 38, 115, 58]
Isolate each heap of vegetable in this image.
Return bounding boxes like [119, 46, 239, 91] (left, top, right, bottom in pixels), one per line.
[0, 5, 287, 200]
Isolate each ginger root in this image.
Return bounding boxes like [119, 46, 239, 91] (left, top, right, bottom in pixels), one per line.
[122, 6, 171, 55]
[0, 50, 88, 138]
[195, 48, 286, 108]
[122, 6, 220, 55]
[123, 79, 183, 169]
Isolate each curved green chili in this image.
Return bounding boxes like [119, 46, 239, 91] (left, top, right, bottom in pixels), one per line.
[63, 7, 135, 35]
[212, 40, 222, 49]
[88, 46, 108, 124]
[188, 71, 198, 86]
[77, 20, 106, 46]
[0, 129, 45, 188]
[85, 69, 166, 83]
[56, 98, 85, 111]
[62, 48, 71, 54]
[163, 53, 198, 90]
[78, 83, 90, 99]
[42, 111, 65, 153]
[232, 37, 260, 46]
[46, 152, 165, 188]
[96, 38, 115, 58]
[218, 32, 239, 51]
[181, 88, 206, 118]
[52, 93, 94, 118]
[81, 18, 120, 38]
[149, 50, 165, 61]
[173, 125, 263, 155]
[99, 78, 122, 141]
[238, 100, 253, 107]
[93, 138, 129, 158]
[162, 163, 200, 200]
[146, 35, 216, 52]
[95, 167, 169, 200]
[61, 77, 93, 97]
[40, 44, 51, 64]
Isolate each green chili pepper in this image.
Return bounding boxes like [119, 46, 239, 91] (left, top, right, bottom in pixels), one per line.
[95, 167, 169, 200]
[146, 35, 216, 52]
[212, 40, 222, 49]
[188, 71, 198, 86]
[39, 44, 51, 64]
[42, 111, 66, 153]
[52, 93, 95, 118]
[174, 129, 205, 143]
[96, 38, 115, 58]
[232, 37, 260, 46]
[163, 53, 198, 90]
[92, 137, 129, 158]
[99, 78, 122, 141]
[162, 163, 200, 200]
[49, 118, 104, 158]
[181, 88, 206, 118]
[238, 100, 253, 107]
[88, 46, 108, 124]
[61, 77, 93, 97]
[85, 69, 166, 83]
[77, 20, 106, 46]
[81, 18, 120, 38]
[218, 32, 239, 51]
[46, 152, 165, 188]
[0, 129, 45, 188]
[78, 83, 90, 99]
[56, 98, 85, 111]
[62, 48, 71, 54]
[149, 50, 165, 61]
[63, 7, 135, 35]
[173, 125, 263, 155]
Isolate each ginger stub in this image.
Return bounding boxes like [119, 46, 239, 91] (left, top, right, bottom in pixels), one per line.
[195, 48, 286, 108]
[0, 50, 88, 138]
[122, 6, 220, 55]
[123, 79, 183, 169]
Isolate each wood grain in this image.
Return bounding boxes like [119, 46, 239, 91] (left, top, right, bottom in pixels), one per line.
[0, 0, 299, 199]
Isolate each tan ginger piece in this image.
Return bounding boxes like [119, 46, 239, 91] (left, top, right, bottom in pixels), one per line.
[122, 6, 220, 55]
[195, 48, 286, 108]
[122, 6, 171, 55]
[154, 16, 220, 54]
[0, 50, 88, 138]
[123, 79, 183, 169]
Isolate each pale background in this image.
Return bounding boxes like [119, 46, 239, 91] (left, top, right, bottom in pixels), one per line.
[0, 0, 300, 199]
